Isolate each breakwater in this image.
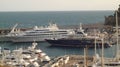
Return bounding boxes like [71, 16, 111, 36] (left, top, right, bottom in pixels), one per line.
[0, 23, 111, 35]
[0, 28, 31, 35]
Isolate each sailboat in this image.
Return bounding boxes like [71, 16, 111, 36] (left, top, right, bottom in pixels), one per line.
[93, 10, 120, 67]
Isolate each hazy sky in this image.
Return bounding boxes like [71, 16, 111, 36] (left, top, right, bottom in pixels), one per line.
[0, 0, 120, 11]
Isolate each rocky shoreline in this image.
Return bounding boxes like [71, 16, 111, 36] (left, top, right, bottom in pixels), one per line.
[104, 5, 120, 26]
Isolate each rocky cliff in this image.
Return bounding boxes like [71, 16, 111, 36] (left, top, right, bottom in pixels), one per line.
[104, 5, 120, 26]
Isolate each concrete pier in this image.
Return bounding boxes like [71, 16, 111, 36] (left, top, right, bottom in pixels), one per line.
[0, 23, 112, 35]
[0, 28, 31, 35]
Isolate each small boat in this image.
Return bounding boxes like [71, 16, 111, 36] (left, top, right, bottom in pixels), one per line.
[0, 41, 51, 67]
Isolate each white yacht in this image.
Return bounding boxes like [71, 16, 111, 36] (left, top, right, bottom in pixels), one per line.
[6, 23, 75, 42]
[1, 41, 50, 67]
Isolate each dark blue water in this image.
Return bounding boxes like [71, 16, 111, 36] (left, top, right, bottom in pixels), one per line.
[0, 11, 114, 28]
[0, 41, 116, 58]
[0, 11, 116, 58]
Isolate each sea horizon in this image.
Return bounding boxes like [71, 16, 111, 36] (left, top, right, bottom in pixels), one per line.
[0, 11, 114, 28]
[0, 10, 114, 12]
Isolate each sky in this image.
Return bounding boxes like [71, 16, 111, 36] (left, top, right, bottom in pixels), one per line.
[0, 0, 120, 11]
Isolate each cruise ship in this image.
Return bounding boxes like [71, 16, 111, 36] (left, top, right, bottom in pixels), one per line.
[6, 23, 75, 42]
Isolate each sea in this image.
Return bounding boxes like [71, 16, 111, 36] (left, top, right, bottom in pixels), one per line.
[0, 11, 117, 58]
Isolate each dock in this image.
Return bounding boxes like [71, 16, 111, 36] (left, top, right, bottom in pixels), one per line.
[0, 23, 110, 35]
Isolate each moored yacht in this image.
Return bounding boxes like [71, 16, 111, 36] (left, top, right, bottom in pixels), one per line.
[6, 23, 75, 42]
[45, 36, 113, 48]
[45, 23, 114, 48]
[0, 41, 51, 67]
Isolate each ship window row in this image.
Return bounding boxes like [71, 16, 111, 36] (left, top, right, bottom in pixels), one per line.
[35, 30, 49, 31]
[24, 34, 53, 36]
[26, 30, 68, 32]
[26, 32, 68, 35]
[26, 31, 68, 33]
[23, 33, 67, 36]
[53, 31, 68, 32]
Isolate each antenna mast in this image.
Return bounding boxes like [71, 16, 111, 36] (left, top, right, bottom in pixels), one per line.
[115, 10, 119, 60]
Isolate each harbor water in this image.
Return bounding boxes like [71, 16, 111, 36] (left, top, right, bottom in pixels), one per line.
[0, 11, 116, 58]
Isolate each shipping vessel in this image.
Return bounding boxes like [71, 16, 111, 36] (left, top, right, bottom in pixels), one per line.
[6, 23, 75, 42]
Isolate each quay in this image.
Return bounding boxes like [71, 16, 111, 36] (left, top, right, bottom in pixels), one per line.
[0, 23, 112, 35]
[0, 28, 31, 35]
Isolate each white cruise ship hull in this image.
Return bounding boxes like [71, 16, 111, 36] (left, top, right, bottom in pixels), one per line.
[4, 23, 86, 42]
[0, 35, 12, 42]
[9, 35, 67, 42]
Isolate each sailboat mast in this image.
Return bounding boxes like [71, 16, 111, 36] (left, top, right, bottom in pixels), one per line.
[101, 38, 104, 67]
[84, 47, 86, 67]
[94, 29, 97, 55]
[115, 10, 119, 60]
